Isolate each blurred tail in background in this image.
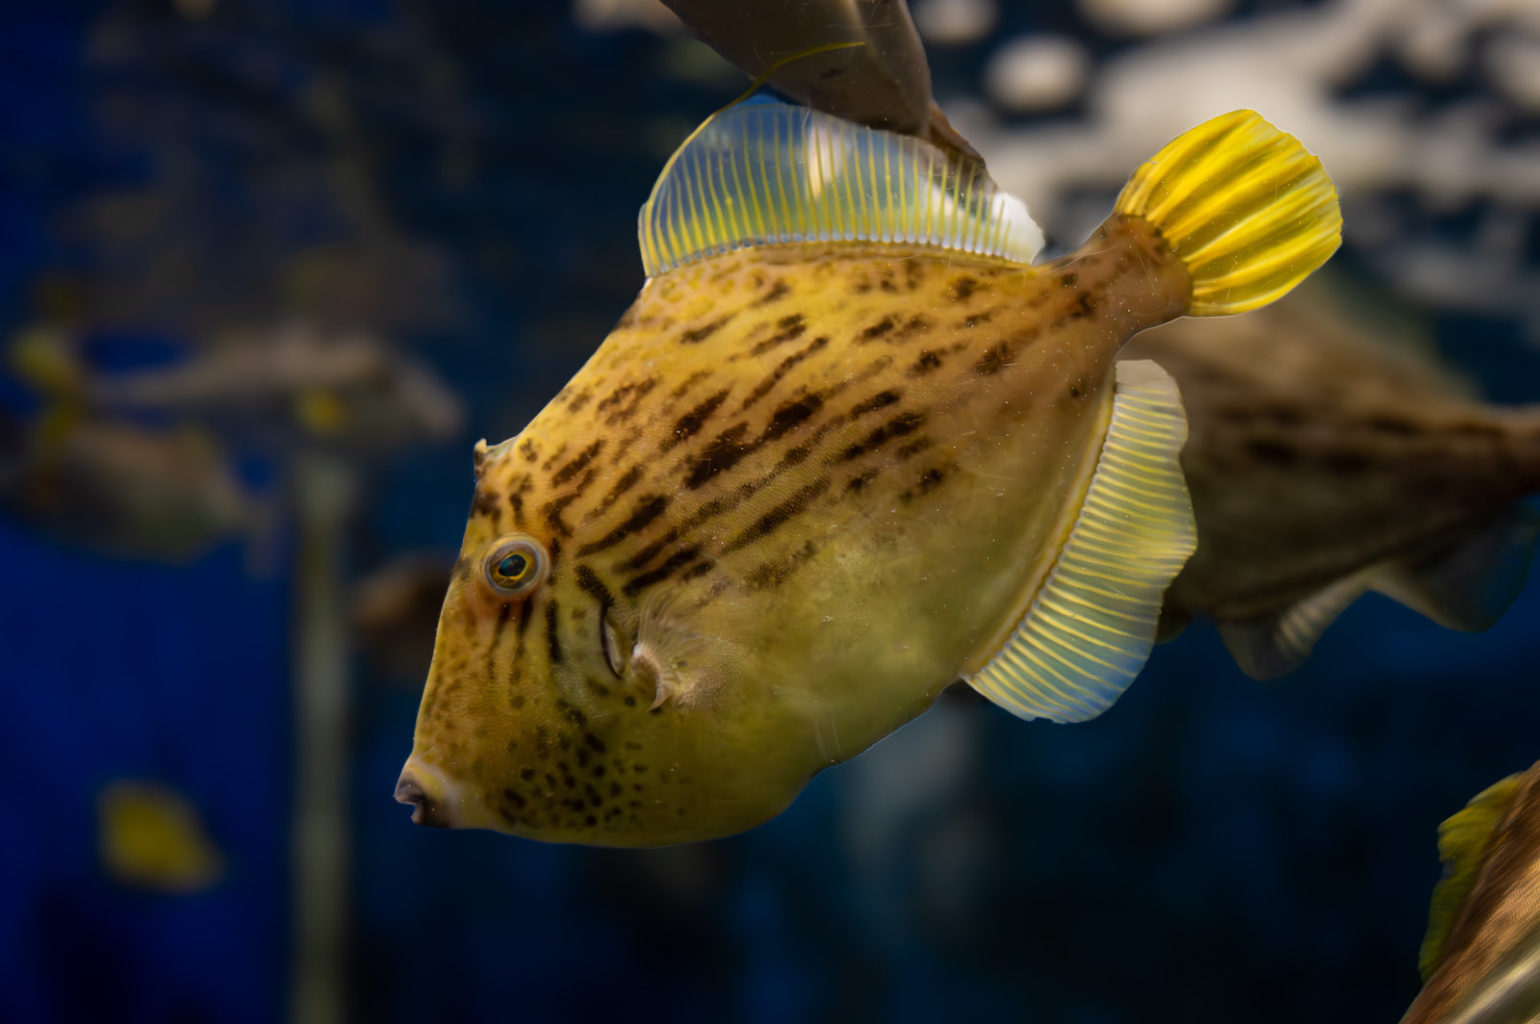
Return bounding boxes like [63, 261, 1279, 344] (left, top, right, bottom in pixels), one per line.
[4, 327, 275, 565]
[1127, 281, 1540, 678]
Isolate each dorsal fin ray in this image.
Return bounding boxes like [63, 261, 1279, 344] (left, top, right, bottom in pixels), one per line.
[638, 97, 1043, 278]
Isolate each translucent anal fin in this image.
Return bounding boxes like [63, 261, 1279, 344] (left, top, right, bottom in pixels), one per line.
[964, 360, 1196, 724]
[1371, 506, 1539, 632]
[1217, 571, 1374, 680]
[637, 97, 1043, 277]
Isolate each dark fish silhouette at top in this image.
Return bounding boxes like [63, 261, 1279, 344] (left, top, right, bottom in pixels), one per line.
[659, 0, 980, 163]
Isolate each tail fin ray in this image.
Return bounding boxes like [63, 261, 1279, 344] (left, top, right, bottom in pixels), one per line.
[1115, 110, 1341, 316]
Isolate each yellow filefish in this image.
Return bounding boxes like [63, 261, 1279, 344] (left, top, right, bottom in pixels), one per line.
[396, 99, 1341, 846]
[1403, 762, 1540, 1024]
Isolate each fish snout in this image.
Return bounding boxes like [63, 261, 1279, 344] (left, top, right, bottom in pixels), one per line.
[394, 759, 454, 829]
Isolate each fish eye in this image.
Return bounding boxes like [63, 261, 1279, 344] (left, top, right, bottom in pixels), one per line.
[482, 536, 547, 598]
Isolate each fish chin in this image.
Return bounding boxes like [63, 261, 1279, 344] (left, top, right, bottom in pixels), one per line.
[400, 643, 822, 845]
[396, 714, 814, 846]
[394, 756, 499, 831]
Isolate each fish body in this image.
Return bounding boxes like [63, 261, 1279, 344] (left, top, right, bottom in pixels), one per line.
[1125, 292, 1540, 676]
[398, 101, 1340, 845]
[1403, 763, 1540, 1024]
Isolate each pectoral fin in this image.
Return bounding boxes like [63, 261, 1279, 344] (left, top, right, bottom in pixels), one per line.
[964, 360, 1197, 723]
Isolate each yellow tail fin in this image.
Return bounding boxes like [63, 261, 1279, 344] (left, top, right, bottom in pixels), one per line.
[1115, 110, 1341, 316]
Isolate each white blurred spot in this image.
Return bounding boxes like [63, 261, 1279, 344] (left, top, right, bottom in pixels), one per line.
[913, 0, 999, 46]
[1080, 0, 1233, 36]
[984, 35, 1091, 113]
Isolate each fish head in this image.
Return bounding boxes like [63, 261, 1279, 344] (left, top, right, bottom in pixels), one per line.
[396, 434, 815, 847]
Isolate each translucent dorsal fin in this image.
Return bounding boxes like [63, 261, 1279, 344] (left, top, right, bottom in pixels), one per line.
[637, 97, 1043, 278]
[964, 360, 1196, 724]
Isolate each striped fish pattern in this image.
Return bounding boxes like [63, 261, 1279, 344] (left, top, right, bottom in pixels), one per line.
[397, 102, 1341, 846]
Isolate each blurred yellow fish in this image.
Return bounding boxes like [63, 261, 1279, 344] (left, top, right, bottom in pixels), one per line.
[1402, 762, 1540, 1024]
[396, 98, 1340, 845]
[98, 780, 224, 892]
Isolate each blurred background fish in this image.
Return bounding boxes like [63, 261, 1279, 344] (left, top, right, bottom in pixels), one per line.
[1402, 761, 1540, 1024]
[350, 551, 459, 684]
[1128, 282, 1540, 677]
[4, 0, 1537, 1022]
[98, 780, 225, 893]
[4, 328, 269, 562]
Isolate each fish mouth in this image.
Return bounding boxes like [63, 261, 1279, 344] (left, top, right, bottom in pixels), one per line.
[394, 758, 458, 829]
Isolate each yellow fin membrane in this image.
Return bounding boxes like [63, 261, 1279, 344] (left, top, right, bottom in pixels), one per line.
[1419, 773, 1525, 980]
[1115, 109, 1342, 316]
[637, 97, 1043, 278]
[965, 360, 1197, 723]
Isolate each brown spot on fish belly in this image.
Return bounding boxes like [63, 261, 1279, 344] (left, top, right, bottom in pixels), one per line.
[722, 477, 831, 553]
[763, 394, 824, 441]
[848, 390, 901, 418]
[860, 316, 895, 340]
[751, 279, 791, 307]
[551, 441, 604, 487]
[838, 411, 926, 461]
[623, 546, 702, 596]
[587, 464, 645, 518]
[687, 423, 757, 489]
[900, 465, 950, 503]
[747, 315, 808, 356]
[908, 350, 945, 376]
[577, 494, 672, 556]
[679, 314, 736, 345]
[745, 540, 819, 589]
[740, 335, 830, 410]
[573, 564, 614, 608]
[544, 599, 562, 665]
[665, 388, 731, 452]
[948, 276, 978, 302]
